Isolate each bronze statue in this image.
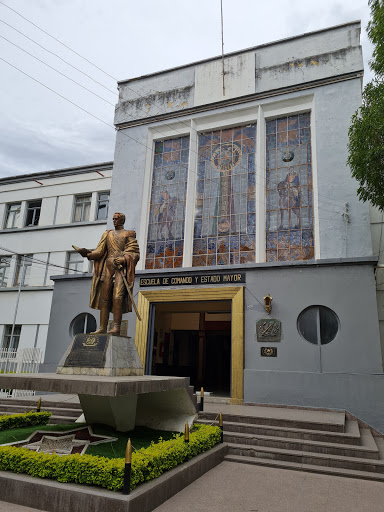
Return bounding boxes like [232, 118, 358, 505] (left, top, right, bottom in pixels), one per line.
[75, 212, 140, 336]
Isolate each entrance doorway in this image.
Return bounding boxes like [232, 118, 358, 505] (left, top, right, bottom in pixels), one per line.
[146, 301, 231, 395]
[135, 286, 244, 404]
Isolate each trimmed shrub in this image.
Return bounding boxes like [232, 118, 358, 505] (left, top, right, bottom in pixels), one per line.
[0, 423, 221, 491]
[0, 411, 51, 431]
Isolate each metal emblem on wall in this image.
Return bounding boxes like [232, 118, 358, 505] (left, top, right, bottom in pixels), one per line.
[261, 347, 277, 357]
[256, 319, 281, 342]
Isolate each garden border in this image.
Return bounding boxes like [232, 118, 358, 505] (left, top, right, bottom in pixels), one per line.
[0, 443, 228, 512]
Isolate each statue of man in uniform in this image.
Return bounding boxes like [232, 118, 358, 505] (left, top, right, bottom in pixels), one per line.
[76, 212, 140, 336]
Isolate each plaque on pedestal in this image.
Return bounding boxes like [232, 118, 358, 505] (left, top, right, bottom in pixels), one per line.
[56, 334, 143, 377]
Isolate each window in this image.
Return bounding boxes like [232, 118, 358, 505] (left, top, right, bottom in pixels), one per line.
[193, 125, 257, 266]
[297, 306, 339, 345]
[14, 255, 33, 287]
[65, 251, 84, 274]
[265, 113, 314, 262]
[145, 136, 190, 269]
[5, 203, 21, 229]
[2, 325, 21, 351]
[25, 200, 41, 226]
[97, 192, 109, 220]
[73, 195, 91, 222]
[70, 313, 97, 337]
[0, 257, 11, 288]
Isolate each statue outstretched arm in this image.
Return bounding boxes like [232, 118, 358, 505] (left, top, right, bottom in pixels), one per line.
[84, 231, 109, 261]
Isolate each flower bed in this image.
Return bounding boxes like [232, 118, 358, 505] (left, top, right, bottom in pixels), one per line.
[0, 423, 221, 492]
[0, 411, 51, 431]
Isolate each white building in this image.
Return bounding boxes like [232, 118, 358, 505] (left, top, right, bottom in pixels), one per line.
[0, 162, 112, 358]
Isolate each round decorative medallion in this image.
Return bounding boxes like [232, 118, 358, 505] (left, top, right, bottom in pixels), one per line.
[218, 219, 230, 233]
[282, 150, 294, 162]
[165, 169, 175, 180]
[212, 143, 242, 172]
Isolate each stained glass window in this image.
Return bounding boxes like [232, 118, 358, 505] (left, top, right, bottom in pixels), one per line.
[145, 136, 190, 269]
[265, 113, 314, 262]
[193, 125, 257, 267]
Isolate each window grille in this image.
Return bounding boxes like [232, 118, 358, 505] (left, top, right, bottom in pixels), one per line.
[14, 255, 33, 286]
[0, 257, 11, 287]
[2, 325, 21, 351]
[97, 192, 109, 220]
[25, 201, 41, 226]
[73, 195, 91, 222]
[65, 251, 84, 274]
[5, 203, 21, 229]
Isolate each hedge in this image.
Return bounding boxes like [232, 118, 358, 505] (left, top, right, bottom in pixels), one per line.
[0, 423, 221, 491]
[0, 411, 52, 431]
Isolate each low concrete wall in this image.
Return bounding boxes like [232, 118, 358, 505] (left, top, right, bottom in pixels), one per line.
[244, 370, 384, 433]
[0, 443, 228, 512]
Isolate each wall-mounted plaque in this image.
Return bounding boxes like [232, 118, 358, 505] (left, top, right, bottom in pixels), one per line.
[260, 347, 277, 357]
[64, 334, 108, 368]
[256, 319, 281, 342]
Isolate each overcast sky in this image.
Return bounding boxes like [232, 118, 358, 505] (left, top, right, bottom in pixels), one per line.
[0, 0, 374, 178]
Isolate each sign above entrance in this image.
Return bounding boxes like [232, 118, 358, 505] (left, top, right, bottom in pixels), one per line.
[139, 272, 245, 288]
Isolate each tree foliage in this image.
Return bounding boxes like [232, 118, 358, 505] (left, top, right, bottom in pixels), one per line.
[348, 0, 384, 210]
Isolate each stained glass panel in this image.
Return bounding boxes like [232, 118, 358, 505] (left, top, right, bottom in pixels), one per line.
[265, 113, 314, 262]
[146, 136, 189, 269]
[193, 124, 257, 267]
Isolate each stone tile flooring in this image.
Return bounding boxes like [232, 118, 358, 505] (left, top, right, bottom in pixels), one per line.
[153, 461, 384, 512]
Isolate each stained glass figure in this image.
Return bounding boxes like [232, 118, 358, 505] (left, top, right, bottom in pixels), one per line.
[266, 113, 314, 262]
[146, 136, 189, 269]
[193, 125, 257, 266]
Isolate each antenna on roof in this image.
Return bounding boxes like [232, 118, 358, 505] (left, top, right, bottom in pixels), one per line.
[220, 0, 225, 96]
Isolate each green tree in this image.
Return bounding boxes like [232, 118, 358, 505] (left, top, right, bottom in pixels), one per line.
[348, 0, 384, 209]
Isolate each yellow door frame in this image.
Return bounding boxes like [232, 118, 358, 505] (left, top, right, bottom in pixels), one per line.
[134, 286, 244, 404]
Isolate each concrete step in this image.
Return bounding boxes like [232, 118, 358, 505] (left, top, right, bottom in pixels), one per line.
[227, 442, 384, 474]
[199, 410, 346, 432]
[197, 418, 361, 445]
[0, 404, 82, 417]
[48, 415, 83, 425]
[0, 398, 82, 410]
[223, 428, 378, 459]
[195, 395, 231, 405]
[224, 454, 384, 482]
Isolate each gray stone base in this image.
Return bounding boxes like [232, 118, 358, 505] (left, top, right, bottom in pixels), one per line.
[56, 366, 142, 377]
[56, 334, 143, 377]
[0, 374, 197, 432]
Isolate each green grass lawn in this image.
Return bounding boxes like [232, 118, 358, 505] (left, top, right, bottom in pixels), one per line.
[0, 423, 81, 445]
[87, 424, 177, 458]
[0, 423, 177, 458]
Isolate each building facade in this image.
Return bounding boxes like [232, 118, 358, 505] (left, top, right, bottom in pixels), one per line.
[44, 22, 384, 430]
[0, 162, 112, 357]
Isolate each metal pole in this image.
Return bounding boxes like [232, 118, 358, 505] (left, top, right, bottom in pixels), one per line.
[10, 255, 25, 351]
[122, 438, 132, 495]
[220, 0, 225, 96]
[219, 412, 224, 443]
[184, 421, 190, 443]
[199, 387, 204, 412]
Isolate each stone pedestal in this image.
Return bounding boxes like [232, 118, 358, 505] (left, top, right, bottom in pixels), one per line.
[56, 334, 143, 377]
[0, 373, 197, 432]
[78, 393, 138, 431]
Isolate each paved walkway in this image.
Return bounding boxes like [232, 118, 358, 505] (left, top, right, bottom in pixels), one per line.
[153, 461, 384, 512]
[1, 462, 384, 511]
[0, 503, 44, 512]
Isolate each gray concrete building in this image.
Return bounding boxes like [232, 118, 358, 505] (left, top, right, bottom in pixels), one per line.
[43, 21, 384, 431]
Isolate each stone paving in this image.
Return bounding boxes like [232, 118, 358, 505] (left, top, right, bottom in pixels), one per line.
[153, 461, 384, 512]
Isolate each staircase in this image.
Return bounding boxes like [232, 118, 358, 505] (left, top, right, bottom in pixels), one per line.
[198, 404, 384, 481]
[0, 398, 83, 424]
